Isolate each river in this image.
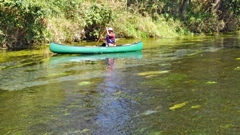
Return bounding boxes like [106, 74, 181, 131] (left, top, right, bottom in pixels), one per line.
[1, 32, 240, 134]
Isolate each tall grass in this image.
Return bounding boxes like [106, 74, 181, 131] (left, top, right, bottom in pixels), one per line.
[106, 1, 183, 38]
[113, 13, 180, 38]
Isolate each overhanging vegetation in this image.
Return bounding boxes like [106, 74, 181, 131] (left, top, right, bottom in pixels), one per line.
[1, 0, 240, 48]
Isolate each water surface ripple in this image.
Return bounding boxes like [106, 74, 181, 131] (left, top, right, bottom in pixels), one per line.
[1, 32, 240, 134]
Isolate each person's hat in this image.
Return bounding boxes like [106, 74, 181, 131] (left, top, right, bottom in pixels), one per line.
[108, 27, 113, 31]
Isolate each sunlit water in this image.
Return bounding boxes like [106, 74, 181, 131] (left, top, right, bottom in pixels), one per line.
[1, 32, 240, 134]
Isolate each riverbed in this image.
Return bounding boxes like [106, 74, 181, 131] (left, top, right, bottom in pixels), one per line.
[1, 32, 240, 134]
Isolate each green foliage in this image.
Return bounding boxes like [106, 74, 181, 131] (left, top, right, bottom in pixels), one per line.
[128, 0, 240, 33]
[83, 4, 114, 38]
[1, 0, 240, 48]
[51, 0, 83, 19]
[184, 11, 224, 33]
[221, 0, 240, 15]
[0, 0, 46, 48]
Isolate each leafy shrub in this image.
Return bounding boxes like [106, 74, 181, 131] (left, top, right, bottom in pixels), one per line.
[1, 0, 240, 48]
[83, 4, 114, 39]
[0, 0, 45, 48]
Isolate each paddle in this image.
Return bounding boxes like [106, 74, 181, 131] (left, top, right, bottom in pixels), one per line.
[96, 27, 107, 45]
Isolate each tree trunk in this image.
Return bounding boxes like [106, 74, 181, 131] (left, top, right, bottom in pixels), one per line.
[181, 0, 188, 16]
[212, 0, 221, 13]
[172, 0, 179, 16]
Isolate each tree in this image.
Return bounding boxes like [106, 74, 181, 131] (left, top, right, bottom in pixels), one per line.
[212, 0, 221, 13]
[181, 0, 188, 16]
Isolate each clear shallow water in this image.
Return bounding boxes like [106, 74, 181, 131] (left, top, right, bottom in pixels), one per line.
[1, 32, 240, 134]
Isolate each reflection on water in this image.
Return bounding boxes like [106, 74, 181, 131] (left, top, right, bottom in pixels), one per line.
[1, 32, 240, 134]
[0, 52, 142, 91]
[50, 51, 143, 65]
[106, 58, 116, 71]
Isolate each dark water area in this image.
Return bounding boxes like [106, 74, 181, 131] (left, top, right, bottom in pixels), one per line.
[1, 32, 240, 134]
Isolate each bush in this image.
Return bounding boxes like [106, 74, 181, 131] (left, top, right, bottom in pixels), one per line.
[0, 0, 45, 48]
[1, 0, 240, 48]
[83, 3, 114, 39]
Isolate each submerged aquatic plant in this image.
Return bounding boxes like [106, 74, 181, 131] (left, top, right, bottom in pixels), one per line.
[191, 105, 201, 109]
[46, 72, 69, 77]
[137, 70, 170, 78]
[169, 101, 189, 111]
[77, 81, 92, 86]
[206, 81, 217, 84]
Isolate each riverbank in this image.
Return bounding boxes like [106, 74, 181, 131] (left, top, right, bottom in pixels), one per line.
[1, 0, 240, 48]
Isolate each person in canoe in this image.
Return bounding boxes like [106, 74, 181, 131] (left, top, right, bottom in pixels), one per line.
[101, 27, 116, 47]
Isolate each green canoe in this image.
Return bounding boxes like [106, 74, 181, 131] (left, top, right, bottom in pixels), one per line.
[49, 41, 143, 54]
